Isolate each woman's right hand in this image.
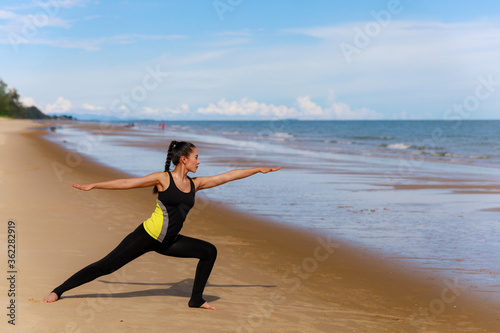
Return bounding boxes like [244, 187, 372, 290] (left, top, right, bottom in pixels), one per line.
[72, 183, 94, 191]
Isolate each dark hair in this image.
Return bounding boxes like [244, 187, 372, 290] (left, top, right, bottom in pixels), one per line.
[153, 140, 196, 194]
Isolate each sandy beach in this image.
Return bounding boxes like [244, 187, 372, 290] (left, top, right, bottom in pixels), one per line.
[1, 118, 499, 333]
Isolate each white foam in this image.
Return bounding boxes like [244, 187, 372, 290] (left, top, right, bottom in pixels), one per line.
[387, 143, 412, 150]
[272, 132, 294, 138]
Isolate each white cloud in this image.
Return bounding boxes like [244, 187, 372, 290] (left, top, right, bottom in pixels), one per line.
[196, 98, 298, 118]
[82, 103, 105, 111]
[115, 106, 187, 119]
[0, 10, 17, 19]
[140, 106, 176, 116]
[279, 19, 500, 117]
[56, 96, 379, 120]
[296, 95, 383, 120]
[0, 0, 180, 51]
[285, 20, 500, 69]
[27, 15, 72, 28]
[327, 102, 382, 120]
[5, 0, 88, 10]
[48, 103, 188, 119]
[194, 96, 381, 120]
[0, 33, 185, 51]
[296, 96, 323, 116]
[46, 97, 72, 114]
[7, 16, 500, 120]
[0, 8, 73, 47]
[37, 0, 90, 9]
[21, 96, 36, 107]
[0, 5, 74, 29]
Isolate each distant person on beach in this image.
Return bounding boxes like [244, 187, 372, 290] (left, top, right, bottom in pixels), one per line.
[43, 141, 280, 310]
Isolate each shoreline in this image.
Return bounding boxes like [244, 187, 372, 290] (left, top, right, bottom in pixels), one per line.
[1, 118, 499, 332]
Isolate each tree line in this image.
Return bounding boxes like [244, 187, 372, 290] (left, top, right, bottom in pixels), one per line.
[0, 78, 74, 120]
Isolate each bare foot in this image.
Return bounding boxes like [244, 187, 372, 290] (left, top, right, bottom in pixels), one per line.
[43, 292, 59, 303]
[199, 301, 218, 310]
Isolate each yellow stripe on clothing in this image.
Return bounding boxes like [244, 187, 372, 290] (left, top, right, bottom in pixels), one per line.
[143, 200, 169, 242]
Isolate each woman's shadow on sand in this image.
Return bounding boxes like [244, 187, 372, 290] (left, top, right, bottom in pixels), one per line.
[60, 278, 277, 303]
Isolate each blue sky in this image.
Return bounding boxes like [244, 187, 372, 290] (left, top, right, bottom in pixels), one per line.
[1, 0, 500, 120]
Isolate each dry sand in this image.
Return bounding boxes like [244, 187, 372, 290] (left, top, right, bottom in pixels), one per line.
[1, 118, 499, 333]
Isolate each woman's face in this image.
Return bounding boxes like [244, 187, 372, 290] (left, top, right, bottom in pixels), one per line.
[183, 148, 200, 173]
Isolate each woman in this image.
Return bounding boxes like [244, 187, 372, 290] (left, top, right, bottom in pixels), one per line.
[43, 140, 281, 310]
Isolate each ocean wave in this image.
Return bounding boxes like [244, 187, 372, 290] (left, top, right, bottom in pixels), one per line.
[167, 124, 187, 129]
[272, 132, 294, 138]
[265, 132, 295, 141]
[352, 136, 394, 140]
[415, 145, 445, 151]
[323, 139, 353, 144]
[108, 120, 499, 167]
[387, 143, 412, 150]
[428, 152, 492, 160]
[379, 143, 449, 152]
[445, 153, 491, 160]
[470, 155, 492, 159]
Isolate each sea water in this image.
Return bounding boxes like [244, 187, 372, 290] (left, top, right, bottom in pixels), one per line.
[44, 120, 500, 300]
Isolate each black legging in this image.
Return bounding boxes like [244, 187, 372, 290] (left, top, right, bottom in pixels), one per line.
[52, 224, 217, 307]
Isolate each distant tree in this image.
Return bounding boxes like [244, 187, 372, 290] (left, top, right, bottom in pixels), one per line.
[26, 106, 47, 119]
[0, 80, 14, 117]
[0, 78, 51, 119]
[8, 87, 28, 118]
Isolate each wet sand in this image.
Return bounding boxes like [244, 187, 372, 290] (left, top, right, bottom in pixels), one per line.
[1, 118, 499, 332]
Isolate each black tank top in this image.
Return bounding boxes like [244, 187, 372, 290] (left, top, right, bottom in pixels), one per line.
[143, 172, 196, 243]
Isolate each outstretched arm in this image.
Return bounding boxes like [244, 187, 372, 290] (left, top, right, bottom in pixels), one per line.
[193, 166, 281, 191]
[72, 172, 168, 191]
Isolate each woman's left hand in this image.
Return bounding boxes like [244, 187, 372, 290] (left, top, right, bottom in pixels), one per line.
[259, 166, 282, 174]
